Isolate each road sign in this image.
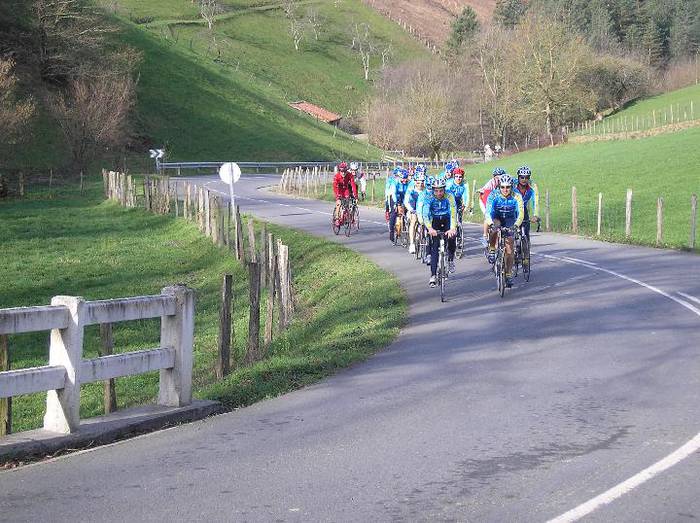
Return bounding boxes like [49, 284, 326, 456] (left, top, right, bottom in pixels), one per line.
[219, 162, 241, 185]
[149, 149, 165, 159]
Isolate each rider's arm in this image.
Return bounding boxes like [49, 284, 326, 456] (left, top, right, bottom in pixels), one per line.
[448, 194, 457, 231]
[404, 190, 415, 213]
[485, 193, 496, 225]
[514, 193, 525, 227]
[420, 196, 433, 226]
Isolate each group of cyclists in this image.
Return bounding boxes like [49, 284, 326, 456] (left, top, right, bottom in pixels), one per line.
[331, 159, 540, 292]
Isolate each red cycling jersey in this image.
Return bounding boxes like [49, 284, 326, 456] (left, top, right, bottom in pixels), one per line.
[333, 171, 358, 199]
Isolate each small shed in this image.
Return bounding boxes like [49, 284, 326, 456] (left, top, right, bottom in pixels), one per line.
[288, 101, 342, 127]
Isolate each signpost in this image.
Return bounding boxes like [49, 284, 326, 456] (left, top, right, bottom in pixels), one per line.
[149, 149, 165, 172]
[219, 162, 242, 244]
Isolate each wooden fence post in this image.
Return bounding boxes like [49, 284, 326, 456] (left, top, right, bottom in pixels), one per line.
[99, 323, 117, 414]
[216, 274, 233, 379]
[260, 224, 268, 287]
[18, 171, 25, 198]
[690, 194, 698, 250]
[277, 243, 289, 331]
[247, 218, 257, 262]
[205, 190, 212, 238]
[235, 206, 244, 261]
[174, 182, 179, 217]
[545, 189, 551, 232]
[0, 334, 10, 436]
[625, 189, 633, 238]
[656, 197, 664, 245]
[264, 254, 277, 350]
[571, 186, 578, 234]
[597, 192, 603, 236]
[246, 261, 261, 364]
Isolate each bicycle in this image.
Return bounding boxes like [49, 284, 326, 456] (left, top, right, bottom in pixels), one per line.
[393, 204, 407, 247]
[492, 225, 514, 298]
[514, 219, 537, 282]
[433, 231, 449, 302]
[345, 198, 360, 237]
[331, 198, 356, 236]
[455, 206, 465, 259]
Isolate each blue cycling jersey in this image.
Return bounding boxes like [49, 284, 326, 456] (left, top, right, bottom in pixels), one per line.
[446, 179, 469, 208]
[486, 190, 524, 227]
[386, 178, 408, 206]
[514, 184, 539, 218]
[421, 193, 457, 230]
[404, 185, 423, 213]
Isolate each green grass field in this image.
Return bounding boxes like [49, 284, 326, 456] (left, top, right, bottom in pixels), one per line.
[575, 83, 700, 136]
[466, 127, 700, 250]
[297, 127, 700, 251]
[0, 180, 405, 432]
[8, 0, 428, 169]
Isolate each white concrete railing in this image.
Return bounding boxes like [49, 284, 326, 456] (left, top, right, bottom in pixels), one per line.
[0, 285, 194, 434]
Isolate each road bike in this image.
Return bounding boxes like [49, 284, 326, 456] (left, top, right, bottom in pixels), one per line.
[455, 206, 465, 259]
[435, 231, 449, 302]
[493, 226, 514, 298]
[332, 198, 359, 236]
[393, 205, 408, 247]
[418, 224, 430, 264]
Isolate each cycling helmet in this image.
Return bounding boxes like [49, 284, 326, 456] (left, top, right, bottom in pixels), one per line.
[339, 162, 348, 172]
[425, 175, 435, 189]
[415, 174, 426, 182]
[400, 169, 409, 180]
[516, 165, 532, 177]
[499, 174, 513, 187]
[349, 161, 360, 171]
[392, 166, 403, 176]
[444, 161, 456, 173]
[415, 164, 427, 175]
[492, 167, 506, 177]
[453, 167, 465, 177]
[433, 178, 447, 189]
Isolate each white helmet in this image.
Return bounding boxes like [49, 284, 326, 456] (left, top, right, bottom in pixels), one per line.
[349, 161, 359, 171]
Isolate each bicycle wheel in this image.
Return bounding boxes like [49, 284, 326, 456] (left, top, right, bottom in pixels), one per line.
[439, 249, 446, 302]
[401, 218, 409, 248]
[522, 235, 531, 282]
[455, 225, 464, 259]
[331, 213, 340, 235]
[344, 209, 352, 237]
[353, 206, 360, 231]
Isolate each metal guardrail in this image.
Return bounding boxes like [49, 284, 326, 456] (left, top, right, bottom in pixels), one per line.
[156, 160, 450, 174]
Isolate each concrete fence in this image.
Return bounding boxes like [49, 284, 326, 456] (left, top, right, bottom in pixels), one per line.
[0, 285, 194, 435]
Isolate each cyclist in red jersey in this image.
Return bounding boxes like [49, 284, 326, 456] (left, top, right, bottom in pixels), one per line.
[333, 162, 358, 224]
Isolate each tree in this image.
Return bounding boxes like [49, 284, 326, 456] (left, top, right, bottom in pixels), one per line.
[283, 0, 305, 51]
[48, 75, 136, 174]
[351, 23, 376, 81]
[493, 0, 527, 29]
[0, 59, 35, 145]
[306, 6, 324, 41]
[199, 0, 219, 30]
[446, 7, 479, 54]
[511, 13, 596, 144]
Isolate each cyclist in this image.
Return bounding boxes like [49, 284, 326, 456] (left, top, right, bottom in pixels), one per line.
[478, 167, 507, 246]
[486, 174, 524, 288]
[421, 178, 457, 287]
[514, 166, 539, 243]
[333, 161, 358, 225]
[446, 167, 469, 220]
[349, 161, 366, 201]
[386, 167, 409, 244]
[404, 173, 427, 254]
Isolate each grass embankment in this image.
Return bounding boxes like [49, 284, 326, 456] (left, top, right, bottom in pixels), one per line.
[0, 180, 405, 432]
[574, 83, 700, 137]
[296, 127, 700, 250]
[10, 0, 428, 169]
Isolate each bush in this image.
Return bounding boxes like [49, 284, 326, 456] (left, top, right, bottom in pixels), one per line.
[578, 54, 651, 112]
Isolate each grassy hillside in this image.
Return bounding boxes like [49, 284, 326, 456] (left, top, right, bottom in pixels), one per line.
[110, 0, 427, 162]
[466, 126, 700, 250]
[1, 182, 405, 432]
[575, 83, 700, 136]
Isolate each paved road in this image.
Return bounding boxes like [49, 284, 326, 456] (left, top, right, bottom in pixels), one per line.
[2, 174, 699, 522]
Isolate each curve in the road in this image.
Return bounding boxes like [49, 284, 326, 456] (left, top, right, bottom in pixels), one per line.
[1, 174, 698, 522]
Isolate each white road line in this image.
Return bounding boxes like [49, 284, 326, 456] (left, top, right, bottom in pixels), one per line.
[548, 433, 700, 523]
[543, 253, 700, 522]
[678, 291, 700, 306]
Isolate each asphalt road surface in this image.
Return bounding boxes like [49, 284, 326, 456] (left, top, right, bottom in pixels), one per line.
[2, 174, 699, 522]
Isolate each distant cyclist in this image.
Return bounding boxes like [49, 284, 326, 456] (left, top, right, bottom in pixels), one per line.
[404, 172, 427, 254]
[333, 161, 358, 224]
[514, 165, 539, 241]
[478, 167, 507, 246]
[386, 167, 409, 244]
[486, 174, 524, 288]
[446, 167, 469, 219]
[421, 177, 457, 287]
[349, 161, 366, 201]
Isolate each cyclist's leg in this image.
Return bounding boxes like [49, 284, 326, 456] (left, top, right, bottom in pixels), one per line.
[504, 231, 515, 277]
[429, 219, 445, 277]
[388, 198, 398, 242]
[408, 212, 417, 246]
[488, 218, 501, 250]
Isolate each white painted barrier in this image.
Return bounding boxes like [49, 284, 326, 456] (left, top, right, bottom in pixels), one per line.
[0, 285, 194, 434]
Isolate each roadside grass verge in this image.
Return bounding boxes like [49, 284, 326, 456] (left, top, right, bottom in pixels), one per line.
[0, 180, 405, 432]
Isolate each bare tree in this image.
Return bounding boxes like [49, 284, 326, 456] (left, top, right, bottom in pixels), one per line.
[0, 59, 35, 144]
[48, 75, 136, 174]
[306, 6, 324, 41]
[199, 0, 219, 31]
[351, 23, 375, 81]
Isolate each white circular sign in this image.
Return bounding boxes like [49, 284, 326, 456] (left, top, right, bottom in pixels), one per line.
[219, 162, 241, 185]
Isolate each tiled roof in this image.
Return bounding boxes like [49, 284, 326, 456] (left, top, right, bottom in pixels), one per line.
[289, 101, 341, 123]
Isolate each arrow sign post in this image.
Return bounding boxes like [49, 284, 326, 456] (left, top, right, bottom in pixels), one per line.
[219, 162, 242, 243]
[149, 149, 165, 172]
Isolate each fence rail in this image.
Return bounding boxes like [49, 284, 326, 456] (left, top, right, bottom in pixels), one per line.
[0, 285, 194, 434]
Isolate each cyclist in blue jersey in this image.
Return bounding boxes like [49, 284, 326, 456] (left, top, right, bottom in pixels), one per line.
[486, 174, 524, 287]
[446, 167, 469, 219]
[385, 167, 402, 232]
[386, 168, 409, 244]
[404, 173, 427, 254]
[513, 166, 539, 241]
[421, 178, 457, 287]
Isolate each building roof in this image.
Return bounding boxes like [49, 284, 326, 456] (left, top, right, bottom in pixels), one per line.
[288, 101, 341, 123]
